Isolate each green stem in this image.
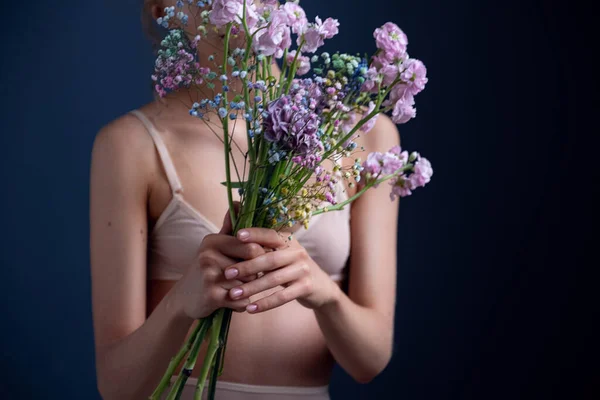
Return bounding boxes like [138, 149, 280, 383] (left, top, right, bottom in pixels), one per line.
[206, 308, 233, 400]
[283, 40, 304, 95]
[277, 48, 289, 97]
[164, 317, 212, 400]
[310, 168, 410, 217]
[194, 309, 225, 400]
[149, 319, 206, 400]
[221, 23, 236, 228]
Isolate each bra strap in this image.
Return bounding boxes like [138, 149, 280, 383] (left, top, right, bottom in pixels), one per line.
[129, 109, 184, 194]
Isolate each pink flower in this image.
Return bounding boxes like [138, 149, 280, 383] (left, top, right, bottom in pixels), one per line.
[388, 83, 408, 104]
[286, 50, 311, 76]
[409, 156, 433, 188]
[319, 17, 340, 39]
[252, 9, 291, 58]
[300, 16, 340, 53]
[282, 2, 308, 34]
[380, 64, 399, 86]
[389, 145, 401, 156]
[359, 102, 379, 133]
[391, 94, 416, 124]
[389, 146, 409, 164]
[210, 0, 241, 27]
[341, 112, 358, 134]
[389, 177, 412, 200]
[400, 58, 428, 96]
[210, 0, 258, 30]
[362, 149, 405, 184]
[302, 27, 323, 53]
[373, 22, 408, 63]
[363, 152, 384, 177]
[361, 66, 380, 93]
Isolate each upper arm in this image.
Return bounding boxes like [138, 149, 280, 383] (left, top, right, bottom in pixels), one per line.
[347, 114, 401, 325]
[89, 116, 153, 357]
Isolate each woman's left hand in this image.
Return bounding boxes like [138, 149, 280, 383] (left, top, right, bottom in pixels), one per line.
[222, 228, 340, 313]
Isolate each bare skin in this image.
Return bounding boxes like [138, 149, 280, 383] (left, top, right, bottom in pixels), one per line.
[90, 3, 401, 399]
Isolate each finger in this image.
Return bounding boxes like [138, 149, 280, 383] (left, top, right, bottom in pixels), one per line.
[203, 234, 266, 261]
[245, 280, 310, 313]
[219, 201, 241, 235]
[236, 228, 287, 250]
[228, 263, 306, 300]
[224, 249, 302, 280]
[222, 297, 252, 313]
[197, 250, 258, 284]
[219, 278, 246, 291]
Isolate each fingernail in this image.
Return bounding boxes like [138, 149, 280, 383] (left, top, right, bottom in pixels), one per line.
[224, 268, 239, 279]
[238, 230, 249, 240]
[246, 304, 258, 312]
[230, 288, 243, 298]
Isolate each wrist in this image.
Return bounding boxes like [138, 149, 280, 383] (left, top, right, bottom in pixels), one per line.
[317, 278, 343, 312]
[166, 281, 194, 326]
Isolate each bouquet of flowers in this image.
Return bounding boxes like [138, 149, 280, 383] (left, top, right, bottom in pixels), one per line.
[148, 1, 433, 399]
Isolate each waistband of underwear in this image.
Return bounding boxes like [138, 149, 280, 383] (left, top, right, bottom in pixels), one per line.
[169, 375, 330, 395]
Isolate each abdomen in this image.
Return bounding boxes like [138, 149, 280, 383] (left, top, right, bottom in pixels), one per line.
[147, 281, 337, 386]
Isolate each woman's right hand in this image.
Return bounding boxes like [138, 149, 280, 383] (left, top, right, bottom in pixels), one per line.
[171, 208, 266, 321]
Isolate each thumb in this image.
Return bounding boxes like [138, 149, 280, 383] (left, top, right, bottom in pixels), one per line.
[219, 201, 241, 235]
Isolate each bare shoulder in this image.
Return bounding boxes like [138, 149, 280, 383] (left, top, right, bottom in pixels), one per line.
[90, 109, 157, 186]
[354, 113, 401, 156]
[92, 110, 154, 161]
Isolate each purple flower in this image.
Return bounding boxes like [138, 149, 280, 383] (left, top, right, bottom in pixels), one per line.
[302, 28, 323, 54]
[387, 83, 408, 104]
[210, 0, 258, 30]
[389, 146, 409, 164]
[300, 16, 339, 53]
[320, 17, 340, 39]
[381, 152, 405, 175]
[263, 95, 323, 164]
[373, 22, 408, 63]
[341, 112, 358, 135]
[282, 2, 308, 35]
[362, 152, 384, 176]
[388, 154, 432, 200]
[362, 150, 404, 181]
[286, 50, 311, 76]
[210, 0, 241, 27]
[400, 58, 428, 96]
[389, 177, 412, 200]
[359, 102, 379, 133]
[380, 64, 399, 86]
[253, 9, 291, 58]
[361, 66, 380, 93]
[409, 155, 433, 188]
[391, 94, 416, 124]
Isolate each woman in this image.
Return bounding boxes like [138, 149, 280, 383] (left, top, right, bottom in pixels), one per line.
[90, 1, 400, 399]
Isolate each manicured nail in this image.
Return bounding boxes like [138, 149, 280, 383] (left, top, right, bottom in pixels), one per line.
[230, 288, 243, 298]
[238, 230, 249, 240]
[246, 304, 258, 312]
[224, 268, 239, 279]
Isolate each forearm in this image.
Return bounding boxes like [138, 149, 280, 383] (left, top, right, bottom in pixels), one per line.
[314, 284, 394, 383]
[96, 282, 194, 400]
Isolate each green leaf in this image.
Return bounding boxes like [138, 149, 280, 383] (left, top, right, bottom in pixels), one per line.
[220, 181, 246, 189]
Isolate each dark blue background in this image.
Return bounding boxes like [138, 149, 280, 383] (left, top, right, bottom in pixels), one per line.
[1, 0, 597, 399]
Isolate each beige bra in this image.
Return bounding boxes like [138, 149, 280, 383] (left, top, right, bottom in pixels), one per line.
[130, 109, 351, 282]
